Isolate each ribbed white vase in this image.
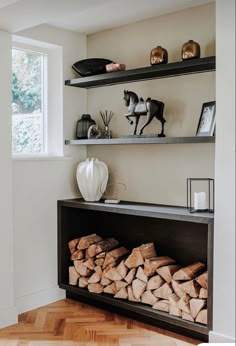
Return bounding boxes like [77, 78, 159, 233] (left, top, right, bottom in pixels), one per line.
[76, 158, 109, 202]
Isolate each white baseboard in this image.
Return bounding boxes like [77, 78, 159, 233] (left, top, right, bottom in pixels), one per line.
[209, 331, 236, 343]
[16, 285, 66, 314]
[0, 306, 18, 329]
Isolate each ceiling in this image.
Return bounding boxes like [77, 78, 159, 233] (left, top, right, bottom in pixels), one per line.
[0, 0, 214, 34]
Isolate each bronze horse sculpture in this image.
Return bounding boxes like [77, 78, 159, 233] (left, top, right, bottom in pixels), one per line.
[123, 90, 166, 136]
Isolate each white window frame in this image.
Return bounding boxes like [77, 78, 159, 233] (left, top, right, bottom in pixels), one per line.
[12, 35, 63, 159]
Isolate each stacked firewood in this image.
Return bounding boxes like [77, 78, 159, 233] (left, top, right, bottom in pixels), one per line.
[68, 233, 208, 325]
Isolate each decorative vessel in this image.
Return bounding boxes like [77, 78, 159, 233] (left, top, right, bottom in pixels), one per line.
[182, 40, 200, 60]
[150, 46, 168, 65]
[76, 158, 109, 202]
[76, 114, 96, 139]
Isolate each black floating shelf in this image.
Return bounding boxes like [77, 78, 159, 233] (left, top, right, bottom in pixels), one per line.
[59, 199, 214, 224]
[65, 56, 215, 88]
[65, 136, 215, 146]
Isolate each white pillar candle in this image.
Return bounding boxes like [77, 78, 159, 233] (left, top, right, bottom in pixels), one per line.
[194, 192, 207, 210]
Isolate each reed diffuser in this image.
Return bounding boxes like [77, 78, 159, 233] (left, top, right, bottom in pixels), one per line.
[100, 110, 114, 139]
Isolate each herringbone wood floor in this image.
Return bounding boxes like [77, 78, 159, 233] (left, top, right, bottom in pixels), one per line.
[0, 299, 201, 346]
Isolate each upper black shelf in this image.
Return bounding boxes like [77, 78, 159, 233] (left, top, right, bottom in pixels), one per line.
[65, 56, 215, 89]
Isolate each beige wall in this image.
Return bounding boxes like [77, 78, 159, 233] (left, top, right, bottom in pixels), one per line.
[0, 30, 18, 328]
[87, 3, 216, 206]
[12, 25, 87, 313]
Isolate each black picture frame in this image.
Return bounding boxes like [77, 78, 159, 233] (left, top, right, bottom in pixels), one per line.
[196, 101, 216, 136]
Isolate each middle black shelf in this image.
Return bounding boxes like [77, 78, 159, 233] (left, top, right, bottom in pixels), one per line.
[65, 136, 215, 146]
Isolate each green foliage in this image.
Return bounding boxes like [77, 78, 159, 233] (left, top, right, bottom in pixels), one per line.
[12, 48, 42, 114]
[12, 48, 44, 153]
[12, 116, 42, 153]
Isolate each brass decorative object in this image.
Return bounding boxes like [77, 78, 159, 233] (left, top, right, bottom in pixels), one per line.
[150, 46, 168, 65]
[182, 40, 200, 60]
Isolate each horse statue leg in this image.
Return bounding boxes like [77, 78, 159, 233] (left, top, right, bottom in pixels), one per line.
[125, 115, 133, 125]
[133, 115, 141, 135]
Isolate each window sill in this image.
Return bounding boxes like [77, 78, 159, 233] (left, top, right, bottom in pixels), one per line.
[12, 155, 72, 161]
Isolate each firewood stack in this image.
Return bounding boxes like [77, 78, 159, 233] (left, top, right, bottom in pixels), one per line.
[68, 233, 208, 326]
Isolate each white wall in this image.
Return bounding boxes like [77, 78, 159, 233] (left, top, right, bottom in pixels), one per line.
[0, 31, 17, 328]
[12, 25, 87, 314]
[210, 0, 235, 343]
[87, 3, 215, 206]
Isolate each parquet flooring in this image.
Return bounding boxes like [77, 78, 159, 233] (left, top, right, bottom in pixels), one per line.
[0, 299, 201, 346]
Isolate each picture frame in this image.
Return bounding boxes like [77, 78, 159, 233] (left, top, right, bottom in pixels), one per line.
[196, 101, 216, 136]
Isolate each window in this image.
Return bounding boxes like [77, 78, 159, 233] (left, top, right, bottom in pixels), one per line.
[12, 36, 63, 158]
[12, 47, 47, 154]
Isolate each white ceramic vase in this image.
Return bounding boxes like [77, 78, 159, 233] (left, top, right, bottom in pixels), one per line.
[76, 158, 109, 202]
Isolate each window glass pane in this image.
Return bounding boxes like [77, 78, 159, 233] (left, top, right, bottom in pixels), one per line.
[12, 48, 45, 153]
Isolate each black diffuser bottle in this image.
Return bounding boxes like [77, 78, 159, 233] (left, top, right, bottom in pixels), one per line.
[76, 114, 96, 139]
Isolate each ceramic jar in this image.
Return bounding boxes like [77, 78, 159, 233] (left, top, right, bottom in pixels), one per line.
[182, 40, 201, 60]
[76, 114, 96, 139]
[150, 46, 168, 65]
[76, 158, 109, 202]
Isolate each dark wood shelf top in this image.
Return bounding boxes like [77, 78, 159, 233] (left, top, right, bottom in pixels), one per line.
[58, 199, 214, 224]
[65, 56, 215, 89]
[60, 283, 208, 336]
[65, 136, 215, 146]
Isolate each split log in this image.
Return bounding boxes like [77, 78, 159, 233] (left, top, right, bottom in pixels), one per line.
[141, 290, 158, 306]
[105, 267, 122, 281]
[78, 276, 89, 288]
[168, 294, 182, 317]
[95, 258, 105, 266]
[104, 282, 117, 295]
[177, 294, 191, 313]
[157, 265, 181, 283]
[173, 262, 205, 281]
[132, 279, 147, 300]
[181, 280, 201, 298]
[147, 275, 165, 290]
[100, 276, 112, 286]
[190, 298, 207, 319]
[182, 312, 194, 322]
[172, 280, 186, 298]
[196, 309, 207, 325]
[88, 272, 101, 284]
[73, 260, 84, 273]
[154, 283, 173, 300]
[136, 266, 148, 283]
[127, 285, 140, 302]
[74, 262, 92, 277]
[152, 300, 169, 312]
[125, 247, 144, 269]
[88, 283, 103, 294]
[68, 238, 80, 254]
[94, 265, 103, 277]
[196, 271, 208, 289]
[96, 252, 106, 258]
[168, 293, 180, 306]
[71, 249, 84, 261]
[77, 233, 102, 250]
[83, 258, 95, 270]
[69, 266, 80, 285]
[114, 287, 128, 299]
[144, 257, 176, 276]
[169, 305, 182, 317]
[199, 288, 208, 299]
[87, 238, 119, 257]
[116, 260, 128, 279]
[124, 268, 136, 284]
[103, 247, 129, 268]
[115, 280, 128, 291]
[139, 243, 156, 259]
